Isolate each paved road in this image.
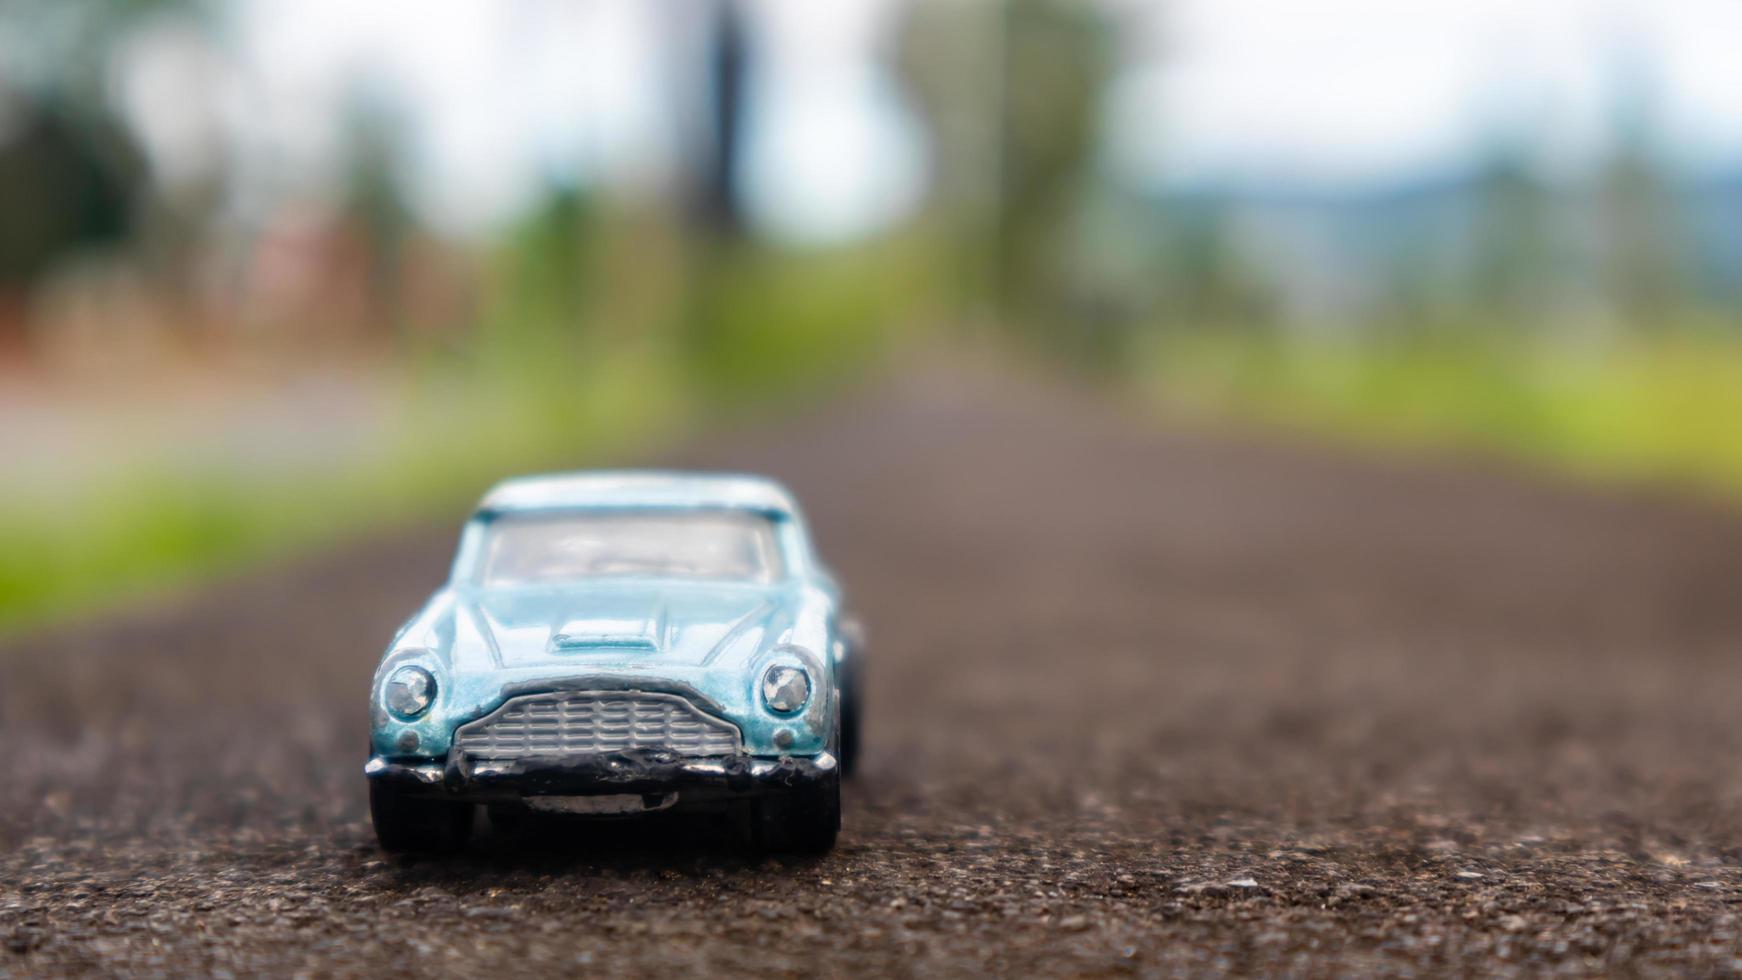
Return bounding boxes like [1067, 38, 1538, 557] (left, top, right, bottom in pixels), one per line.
[6, 368, 1742, 976]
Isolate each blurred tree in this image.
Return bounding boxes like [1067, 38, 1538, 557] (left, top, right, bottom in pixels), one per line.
[897, 0, 1003, 307]
[491, 183, 597, 340]
[1598, 81, 1689, 329]
[694, 0, 749, 238]
[673, 0, 762, 382]
[0, 0, 203, 352]
[1377, 233, 1454, 328]
[0, 102, 144, 352]
[339, 92, 415, 340]
[993, 0, 1112, 328]
[0, 0, 196, 107]
[1156, 198, 1273, 329]
[900, 0, 1113, 343]
[1468, 143, 1558, 323]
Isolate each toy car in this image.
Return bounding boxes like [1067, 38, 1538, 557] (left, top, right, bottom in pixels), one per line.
[364, 471, 862, 853]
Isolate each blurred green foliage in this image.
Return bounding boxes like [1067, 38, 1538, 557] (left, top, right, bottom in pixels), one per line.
[894, 0, 1742, 511]
[681, 245, 929, 400]
[0, 197, 939, 632]
[1142, 324, 1742, 497]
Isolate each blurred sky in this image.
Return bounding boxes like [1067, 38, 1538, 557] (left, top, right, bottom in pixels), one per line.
[1109, 0, 1742, 189]
[147, 0, 925, 240]
[114, 0, 1742, 242]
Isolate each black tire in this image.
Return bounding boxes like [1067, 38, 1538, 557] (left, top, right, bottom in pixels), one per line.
[370, 781, 474, 853]
[755, 768, 841, 854]
[757, 713, 843, 855]
[486, 803, 528, 836]
[839, 670, 863, 780]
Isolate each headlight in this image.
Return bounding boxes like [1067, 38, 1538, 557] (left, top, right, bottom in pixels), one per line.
[762, 665, 810, 714]
[384, 665, 435, 719]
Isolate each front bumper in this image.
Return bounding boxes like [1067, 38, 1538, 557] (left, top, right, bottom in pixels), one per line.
[365, 748, 837, 807]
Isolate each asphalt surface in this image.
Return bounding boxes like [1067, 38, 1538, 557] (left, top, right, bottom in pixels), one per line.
[6, 367, 1742, 976]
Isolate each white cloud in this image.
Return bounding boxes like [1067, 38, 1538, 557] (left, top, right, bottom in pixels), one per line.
[739, 0, 925, 244]
[224, 0, 671, 233]
[213, 0, 919, 239]
[1108, 0, 1742, 188]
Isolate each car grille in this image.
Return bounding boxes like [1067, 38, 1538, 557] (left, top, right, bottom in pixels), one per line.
[454, 690, 741, 762]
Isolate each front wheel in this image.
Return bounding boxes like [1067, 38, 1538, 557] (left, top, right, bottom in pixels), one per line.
[486, 803, 528, 836]
[754, 769, 840, 853]
[370, 781, 474, 853]
[838, 674, 862, 779]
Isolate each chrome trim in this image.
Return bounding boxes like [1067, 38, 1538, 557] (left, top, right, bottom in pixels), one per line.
[364, 757, 443, 784]
[453, 690, 742, 762]
[363, 750, 835, 783]
[364, 750, 839, 800]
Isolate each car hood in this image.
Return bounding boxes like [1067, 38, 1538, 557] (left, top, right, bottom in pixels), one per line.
[449, 581, 794, 673]
[376, 577, 839, 758]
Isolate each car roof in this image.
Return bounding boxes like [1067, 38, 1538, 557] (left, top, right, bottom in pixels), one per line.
[474, 470, 801, 518]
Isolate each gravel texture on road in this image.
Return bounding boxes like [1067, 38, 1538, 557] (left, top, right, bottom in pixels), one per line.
[6, 368, 1742, 976]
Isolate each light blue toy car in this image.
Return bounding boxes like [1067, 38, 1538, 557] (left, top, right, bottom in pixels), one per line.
[364, 471, 862, 853]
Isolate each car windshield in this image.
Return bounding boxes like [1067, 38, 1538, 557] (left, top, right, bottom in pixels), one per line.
[476, 510, 784, 586]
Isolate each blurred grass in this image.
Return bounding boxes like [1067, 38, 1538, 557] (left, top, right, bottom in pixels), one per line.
[0, 233, 937, 634]
[1142, 324, 1742, 498]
